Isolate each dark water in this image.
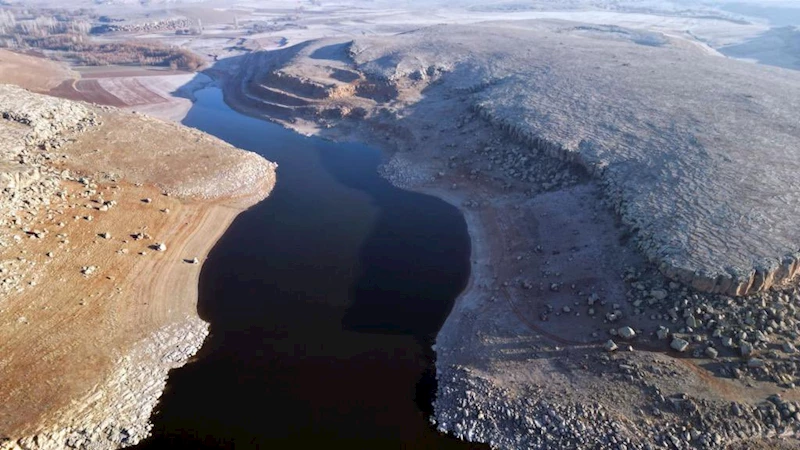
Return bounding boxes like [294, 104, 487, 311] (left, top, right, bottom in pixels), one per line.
[134, 88, 481, 448]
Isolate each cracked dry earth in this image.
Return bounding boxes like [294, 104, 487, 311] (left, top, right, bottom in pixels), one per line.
[221, 19, 800, 448]
[0, 84, 276, 449]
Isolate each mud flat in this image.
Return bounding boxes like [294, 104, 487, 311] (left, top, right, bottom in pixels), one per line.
[0, 84, 275, 449]
[222, 20, 800, 449]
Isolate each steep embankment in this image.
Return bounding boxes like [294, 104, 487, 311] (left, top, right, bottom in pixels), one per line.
[222, 21, 800, 449]
[0, 84, 276, 449]
[228, 20, 800, 297]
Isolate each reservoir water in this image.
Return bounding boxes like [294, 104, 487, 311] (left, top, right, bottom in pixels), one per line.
[134, 88, 482, 448]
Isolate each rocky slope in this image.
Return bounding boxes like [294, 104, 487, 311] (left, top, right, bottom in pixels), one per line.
[221, 20, 800, 449]
[0, 84, 276, 449]
[228, 19, 800, 297]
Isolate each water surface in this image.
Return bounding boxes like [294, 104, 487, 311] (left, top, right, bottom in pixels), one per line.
[135, 88, 481, 448]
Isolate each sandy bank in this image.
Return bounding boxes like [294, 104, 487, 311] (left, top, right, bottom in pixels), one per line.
[0, 85, 276, 449]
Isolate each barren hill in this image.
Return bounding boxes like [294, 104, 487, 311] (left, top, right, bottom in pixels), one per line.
[229, 20, 800, 296]
[0, 50, 76, 92]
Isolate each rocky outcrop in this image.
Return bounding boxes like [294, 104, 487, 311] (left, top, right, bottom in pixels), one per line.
[0, 84, 99, 223]
[352, 22, 800, 296]
[469, 103, 800, 296]
[0, 85, 96, 144]
[232, 21, 800, 296]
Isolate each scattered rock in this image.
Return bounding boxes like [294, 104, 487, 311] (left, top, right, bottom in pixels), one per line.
[650, 289, 668, 301]
[617, 326, 636, 340]
[671, 338, 689, 352]
[747, 358, 765, 368]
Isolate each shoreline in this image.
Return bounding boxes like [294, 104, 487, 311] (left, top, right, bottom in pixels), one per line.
[6, 193, 268, 449]
[214, 41, 800, 446]
[0, 84, 276, 449]
[2, 3, 800, 446]
[212, 77, 501, 432]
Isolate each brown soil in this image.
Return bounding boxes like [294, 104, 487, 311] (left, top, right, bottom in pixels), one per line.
[0, 50, 76, 92]
[0, 107, 275, 440]
[49, 79, 129, 107]
[61, 111, 272, 200]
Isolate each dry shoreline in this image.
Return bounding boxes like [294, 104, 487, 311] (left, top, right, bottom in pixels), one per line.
[0, 81, 276, 449]
[216, 34, 800, 447]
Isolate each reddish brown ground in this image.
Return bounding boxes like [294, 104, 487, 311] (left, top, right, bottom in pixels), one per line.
[0, 108, 275, 437]
[50, 79, 128, 107]
[0, 49, 76, 92]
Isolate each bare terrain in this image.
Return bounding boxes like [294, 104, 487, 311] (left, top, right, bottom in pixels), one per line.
[229, 21, 800, 296]
[0, 49, 76, 92]
[2, 0, 800, 449]
[0, 82, 275, 448]
[220, 19, 800, 449]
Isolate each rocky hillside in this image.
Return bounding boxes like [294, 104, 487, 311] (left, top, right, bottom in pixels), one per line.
[0, 84, 275, 449]
[218, 20, 800, 449]
[228, 20, 800, 296]
[0, 85, 99, 231]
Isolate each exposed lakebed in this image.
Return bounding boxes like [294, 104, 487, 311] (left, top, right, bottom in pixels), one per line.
[134, 88, 482, 448]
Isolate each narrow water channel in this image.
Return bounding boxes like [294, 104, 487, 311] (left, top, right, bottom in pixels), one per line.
[134, 88, 482, 448]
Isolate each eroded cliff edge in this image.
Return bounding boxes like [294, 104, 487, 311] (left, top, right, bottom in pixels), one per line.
[0, 84, 276, 449]
[226, 20, 800, 297]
